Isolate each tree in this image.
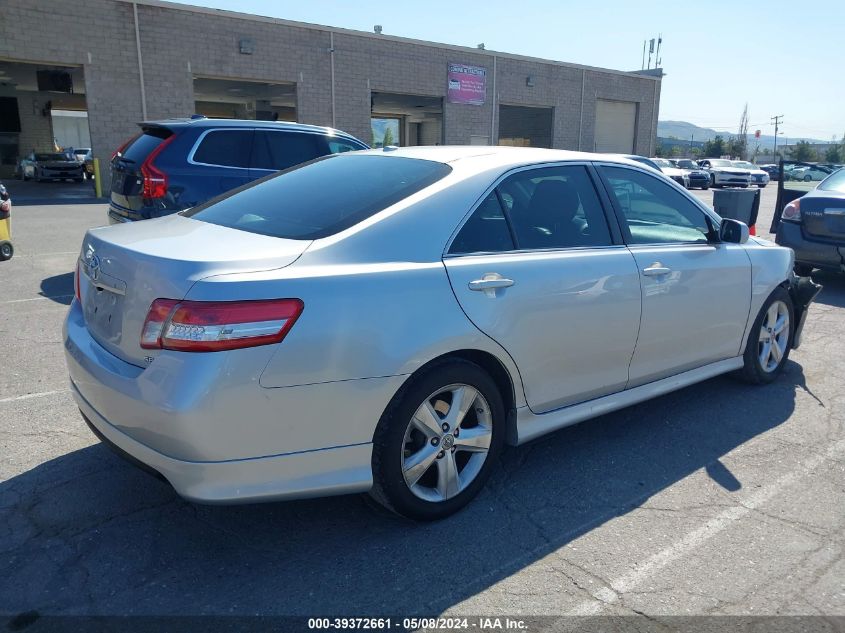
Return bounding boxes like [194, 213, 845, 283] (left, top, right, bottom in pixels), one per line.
[788, 140, 817, 162]
[825, 143, 842, 163]
[726, 136, 745, 159]
[701, 135, 726, 157]
[382, 126, 395, 147]
[655, 141, 666, 157]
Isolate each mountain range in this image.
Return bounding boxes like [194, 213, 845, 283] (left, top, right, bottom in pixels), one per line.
[657, 120, 824, 150]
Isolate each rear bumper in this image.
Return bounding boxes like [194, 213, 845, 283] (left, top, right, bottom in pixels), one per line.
[62, 299, 405, 503]
[776, 221, 845, 272]
[73, 381, 373, 504]
[39, 167, 83, 178]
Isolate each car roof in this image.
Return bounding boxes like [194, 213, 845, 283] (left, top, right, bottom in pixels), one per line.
[140, 117, 362, 140]
[352, 146, 650, 173]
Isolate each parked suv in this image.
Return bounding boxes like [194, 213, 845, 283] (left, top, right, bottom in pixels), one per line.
[108, 118, 368, 223]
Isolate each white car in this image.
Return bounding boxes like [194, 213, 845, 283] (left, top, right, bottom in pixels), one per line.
[698, 158, 752, 188]
[651, 158, 691, 189]
[732, 161, 770, 188]
[789, 166, 833, 182]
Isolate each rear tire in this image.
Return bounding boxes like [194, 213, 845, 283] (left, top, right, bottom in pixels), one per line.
[737, 286, 793, 384]
[0, 241, 13, 261]
[370, 359, 505, 521]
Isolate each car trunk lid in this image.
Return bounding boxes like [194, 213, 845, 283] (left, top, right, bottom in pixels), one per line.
[801, 195, 845, 241]
[110, 126, 172, 218]
[78, 214, 310, 367]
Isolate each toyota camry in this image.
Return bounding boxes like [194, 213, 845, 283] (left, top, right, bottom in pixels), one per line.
[64, 147, 820, 520]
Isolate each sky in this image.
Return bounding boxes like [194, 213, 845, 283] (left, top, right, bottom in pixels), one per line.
[170, 0, 843, 141]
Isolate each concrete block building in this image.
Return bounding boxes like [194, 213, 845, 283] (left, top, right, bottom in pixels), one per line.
[0, 0, 662, 178]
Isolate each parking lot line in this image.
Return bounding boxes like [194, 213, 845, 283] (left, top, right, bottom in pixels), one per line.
[0, 388, 70, 404]
[1, 294, 74, 305]
[566, 437, 845, 615]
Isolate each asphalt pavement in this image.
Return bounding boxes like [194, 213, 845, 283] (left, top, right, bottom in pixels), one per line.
[0, 189, 843, 628]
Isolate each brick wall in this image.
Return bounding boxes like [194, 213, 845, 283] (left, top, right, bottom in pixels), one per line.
[0, 0, 661, 167]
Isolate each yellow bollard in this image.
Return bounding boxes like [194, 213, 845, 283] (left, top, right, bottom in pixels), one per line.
[93, 158, 103, 198]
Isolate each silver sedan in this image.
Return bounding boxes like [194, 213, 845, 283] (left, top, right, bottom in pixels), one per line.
[64, 147, 820, 520]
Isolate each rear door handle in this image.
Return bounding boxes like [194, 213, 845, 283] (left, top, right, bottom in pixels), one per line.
[469, 274, 514, 298]
[642, 263, 672, 277]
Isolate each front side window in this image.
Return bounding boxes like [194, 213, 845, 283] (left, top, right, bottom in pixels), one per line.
[498, 165, 613, 250]
[601, 165, 712, 245]
[184, 154, 452, 240]
[192, 130, 253, 168]
[251, 131, 327, 171]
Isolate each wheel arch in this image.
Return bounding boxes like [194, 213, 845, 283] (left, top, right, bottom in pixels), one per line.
[380, 348, 521, 447]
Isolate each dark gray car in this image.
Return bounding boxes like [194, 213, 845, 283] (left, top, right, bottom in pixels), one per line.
[774, 168, 845, 275]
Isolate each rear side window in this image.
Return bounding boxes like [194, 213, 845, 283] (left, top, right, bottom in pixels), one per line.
[251, 131, 327, 171]
[328, 138, 366, 154]
[184, 154, 452, 240]
[120, 129, 171, 163]
[499, 166, 613, 250]
[192, 130, 253, 168]
[450, 192, 515, 254]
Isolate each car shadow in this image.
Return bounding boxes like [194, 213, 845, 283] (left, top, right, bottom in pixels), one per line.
[810, 270, 845, 308]
[0, 363, 805, 618]
[39, 272, 74, 305]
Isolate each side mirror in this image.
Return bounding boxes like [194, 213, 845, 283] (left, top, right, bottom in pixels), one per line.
[720, 218, 749, 244]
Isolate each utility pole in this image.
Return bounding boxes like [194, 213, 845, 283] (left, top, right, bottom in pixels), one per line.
[642, 40, 646, 70]
[771, 114, 784, 161]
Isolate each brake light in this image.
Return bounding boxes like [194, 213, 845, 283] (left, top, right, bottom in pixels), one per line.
[111, 133, 139, 161]
[140, 299, 179, 349]
[782, 199, 802, 223]
[140, 134, 175, 199]
[74, 260, 81, 302]
[140, 299, 303, 352]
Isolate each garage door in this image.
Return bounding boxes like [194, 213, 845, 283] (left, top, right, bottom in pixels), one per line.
[595, 99, 637, 153]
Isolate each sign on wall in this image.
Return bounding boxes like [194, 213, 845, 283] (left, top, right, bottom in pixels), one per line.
[447, 63, 486, 105]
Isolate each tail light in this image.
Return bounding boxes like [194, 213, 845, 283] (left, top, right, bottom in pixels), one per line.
[140, 299, 303, 352]
[781, 199, 802, 223]
[140, 134, 175, 199]
[749, 225, 756, 236]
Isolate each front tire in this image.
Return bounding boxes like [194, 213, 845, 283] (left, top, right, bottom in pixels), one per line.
[738, 286, 794, 384]
[370, 359, 505, 520]
[0, 241, 13, 261]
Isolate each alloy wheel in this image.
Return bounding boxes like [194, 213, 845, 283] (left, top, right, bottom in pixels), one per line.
[400, 383, 493, 502]
[758, 300, 790, 373]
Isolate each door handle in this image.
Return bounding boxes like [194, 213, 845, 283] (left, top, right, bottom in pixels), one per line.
[642, 263, 671, 277]
[469, 274, 514, 298]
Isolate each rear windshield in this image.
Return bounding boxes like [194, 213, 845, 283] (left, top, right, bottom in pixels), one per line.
[184, 154, 452, 239]
[819, 168, 845, 193]
[119, 128, 171, 163]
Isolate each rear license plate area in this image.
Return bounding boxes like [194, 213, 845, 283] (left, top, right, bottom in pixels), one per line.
[83, 285, 126, 345]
